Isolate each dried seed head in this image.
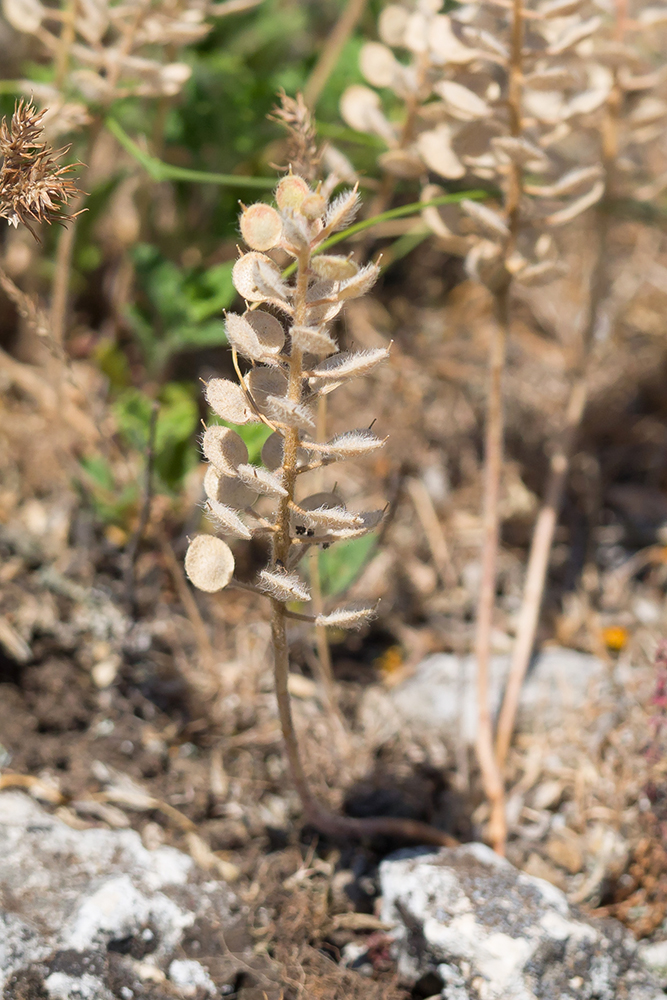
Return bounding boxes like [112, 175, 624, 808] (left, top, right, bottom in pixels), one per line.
[379, 4, 409, 47]
[377, 148, 425, 179]
[311, 255, 359, 281]
[205, 378, 254, 424]
[206, 498, 253, 539]
[240, 203, 283, 251]
[185, 535, 234, 593]
[314, 603, 377, 629]
[275, 174, 310, 212]
[258, 567, 311, 603]
[202, 425, 248, 475]
[0, 101, 79, 239]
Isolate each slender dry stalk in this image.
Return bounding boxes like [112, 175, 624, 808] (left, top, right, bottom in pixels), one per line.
[304, 0, 370, 110]
[474, 0, 524, 855]
[495, 5, 624, 774]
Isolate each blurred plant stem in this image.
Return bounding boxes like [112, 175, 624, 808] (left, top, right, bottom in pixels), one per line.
[475, 0, 526, 856]
[495, 6, 624, 774]
[304, 0, 370, 109]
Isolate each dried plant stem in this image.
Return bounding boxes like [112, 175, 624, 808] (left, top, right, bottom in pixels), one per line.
[495, 375, 587, 769]
[266, 242, 455, 848]
[475, 290, 509, 855]
[304, 0, 370, 109]
[495, 49, 620, 773]
[474, 0, 524, 854]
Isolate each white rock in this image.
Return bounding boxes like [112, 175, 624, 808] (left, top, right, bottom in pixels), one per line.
[0, 792, 243, 998]
[380, 844, 662, 1000]
[640, 940, 667, 986]
[169, 958, 217, 996]
[388, 647, 607, 744]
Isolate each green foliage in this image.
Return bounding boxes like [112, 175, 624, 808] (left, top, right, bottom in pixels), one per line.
[114, 382, 199, 491]
[126, 244, 235, 374]
[317, 533, 378, 598]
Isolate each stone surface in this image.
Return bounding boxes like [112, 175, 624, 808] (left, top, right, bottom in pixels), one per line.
[379, 843, 664, 1000]
[388, 647, 607, 744]
[0, 791, 267, 999]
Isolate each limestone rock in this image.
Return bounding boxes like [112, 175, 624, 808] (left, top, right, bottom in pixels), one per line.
[0, 791, 270, 999]
[379, 843, 662, 1000]
[388, 647, 607, 744]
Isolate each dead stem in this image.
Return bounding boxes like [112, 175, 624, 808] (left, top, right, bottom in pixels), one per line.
[474, 0, 524, 854]
[495, 10, 621, 775]
[304, 0, 370, 110]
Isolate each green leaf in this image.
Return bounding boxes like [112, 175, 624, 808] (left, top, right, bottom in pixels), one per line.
[165, 319, 228, 351]
[317, 533, 378, 598]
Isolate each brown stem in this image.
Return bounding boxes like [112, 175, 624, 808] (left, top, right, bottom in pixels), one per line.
[494, 29, 620, 774]
[475, 288, 509, 855]
[473, 0, 524, 855]
[267, 218, 456, 850]
[304, 0, 370, 109]
[271, 596, 457, 847]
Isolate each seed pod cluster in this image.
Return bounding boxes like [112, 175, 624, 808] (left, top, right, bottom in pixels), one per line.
[341, 0, 667, 289]
[185, 175, 386, 631]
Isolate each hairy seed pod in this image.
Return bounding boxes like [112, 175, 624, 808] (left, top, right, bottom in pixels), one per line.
[202, 425, 248, 475]
[310, 255, 359, 281]
[275, 174, 310, 211]
[185, 535, 234, 593]
[258, 568, 311, 602]
[315, 603, 377, 629]
[204, 466, 257, 508]
[300, 193, 327, 220]
[205, 378, 254, 424]
[291, 324, 338, 357]
[206, 498, 252, 539]
[240, 203, 283, 251]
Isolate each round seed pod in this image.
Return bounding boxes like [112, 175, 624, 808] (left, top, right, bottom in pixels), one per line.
[185, 535, 234, 593]
[311, 255, 359, 281]
[202, 425, 248, 475]
[204, 466, 256, 508]
[245, 367, 288, 411]
[240, 203, 283, 251]
[205, 378, 254, 424]
[232, 252, 286, 303]
[300, 193, 327, 220]
[275, 175, 310, 212]
[245, 311, 285, 356]
[261, 432, 284, 471]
